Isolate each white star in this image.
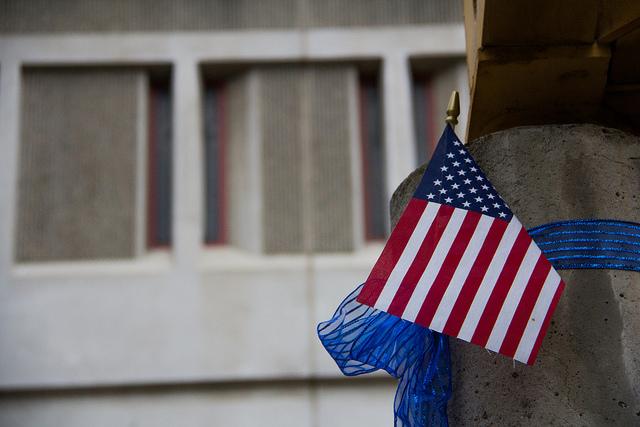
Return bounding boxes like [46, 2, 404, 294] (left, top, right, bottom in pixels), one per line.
[445, 197, 453, 203]
[446, 153, 455, 158]
[475, 196, 483, 202]
[451, 183, 460, 190]
[462, 201, 471, 208]
[439, 188, 447, 194]
[434, 179, 442, 186]
[452, 161, 460, 167]
[476, 175, 484, 181]
[469, 187, 477, 194]
[426, 193, 435, 199]
[463, 178, 472, 185]
[445, 174, 454, 180]
[458, 170, 466, 176]
[487, 194, 495, 199]
[458, 149, 465, 154]
[470, 167, 477, 172]
[493, 202, 500, 208]
[440, 166, 448, 172]
[453, 140, 460, 146]
[481, 205, 489, 212]
[481, 185, 489, 190]
[498, 212, 507, 218]
[457, 192, 465, 198]
[464, 157, 472, 163]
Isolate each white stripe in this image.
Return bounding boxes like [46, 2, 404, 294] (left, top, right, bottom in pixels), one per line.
[374, 202, 440, 311]
[514, 269, 561, 363]
[457, 219, 523, 342]
[402, 208, 468, 322]
[428, 214, 495, 332]
[485, 242, 541, 352]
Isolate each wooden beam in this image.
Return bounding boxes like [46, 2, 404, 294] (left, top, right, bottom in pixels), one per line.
[467, 44, 610, 140]
[463, 0, 479, 90]
[598, 0, 640, 43]
[478, 0, 598, 47]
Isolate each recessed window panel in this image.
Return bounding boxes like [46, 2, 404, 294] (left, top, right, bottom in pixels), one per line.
[203, 82, 227, 245]
[147, 78, 173, 248]
[412, 75, 436, 166]
[359, 75, 387, 241]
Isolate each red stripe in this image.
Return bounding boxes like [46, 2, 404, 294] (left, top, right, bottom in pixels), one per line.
[414, 210, 482, 326]
[385, 204, 456, 316]
[526, 280, 565, 365]
[442, 219, 507, 337]
[499, 256, 551, 357]
[357, 198, 427, 306]
[471, 227, 532, 347]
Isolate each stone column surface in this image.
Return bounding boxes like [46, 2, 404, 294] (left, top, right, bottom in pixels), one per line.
[389, 124, 640, 426]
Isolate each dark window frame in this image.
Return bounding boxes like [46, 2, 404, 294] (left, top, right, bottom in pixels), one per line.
[147, 78, 173, 249]
[203, 81, 228, 246]
[358, 74, 387, 242]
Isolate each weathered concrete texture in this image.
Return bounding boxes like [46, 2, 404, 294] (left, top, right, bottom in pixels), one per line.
[390, 124, 640, 425]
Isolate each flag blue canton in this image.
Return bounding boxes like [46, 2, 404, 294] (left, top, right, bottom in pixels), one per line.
[414, 125, 513, 221]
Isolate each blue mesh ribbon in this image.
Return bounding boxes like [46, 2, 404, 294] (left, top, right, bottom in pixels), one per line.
[317, 219, 640, 426]
[529, 219, 640, 272]
[317, 284, 451, 426]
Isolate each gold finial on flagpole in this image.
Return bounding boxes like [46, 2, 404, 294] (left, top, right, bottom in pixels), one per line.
[445, 90, 460, 129]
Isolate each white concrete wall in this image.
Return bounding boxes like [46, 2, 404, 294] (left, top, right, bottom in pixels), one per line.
[0, 380, 398, 427]
[0, 27, 466, 426]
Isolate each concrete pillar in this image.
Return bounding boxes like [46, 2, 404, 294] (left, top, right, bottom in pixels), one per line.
[173, 60, 203, 270]
[382, 54, 417, 202]
[389, 124, 640, 425]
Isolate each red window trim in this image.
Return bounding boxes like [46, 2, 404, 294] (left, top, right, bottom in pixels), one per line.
[424, 77, 437, 156]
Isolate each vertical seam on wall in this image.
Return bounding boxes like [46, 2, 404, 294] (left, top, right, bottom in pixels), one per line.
[299, 65, 318, 427]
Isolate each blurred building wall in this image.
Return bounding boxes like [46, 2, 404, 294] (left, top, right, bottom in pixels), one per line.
[0, 1, 467, 426]
[17, 68, 144, 262]
[0, 0, 462, 32]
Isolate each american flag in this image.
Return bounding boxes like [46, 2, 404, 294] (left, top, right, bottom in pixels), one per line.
[357, 125, 565, 364]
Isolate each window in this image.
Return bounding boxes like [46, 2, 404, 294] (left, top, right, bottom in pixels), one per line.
[15, 66, 172, 262]
[412, 59, 468, 164]
[359, 74, 387, 241]
[17, 67, 171, 262]
[412, 74, 436, 166]
[147, 76, 173, 249]
[203, 82, 227, 245]
[201, 64, 361, 253]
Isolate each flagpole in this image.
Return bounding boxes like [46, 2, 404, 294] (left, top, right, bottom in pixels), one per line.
[445, 90, 460, 130]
